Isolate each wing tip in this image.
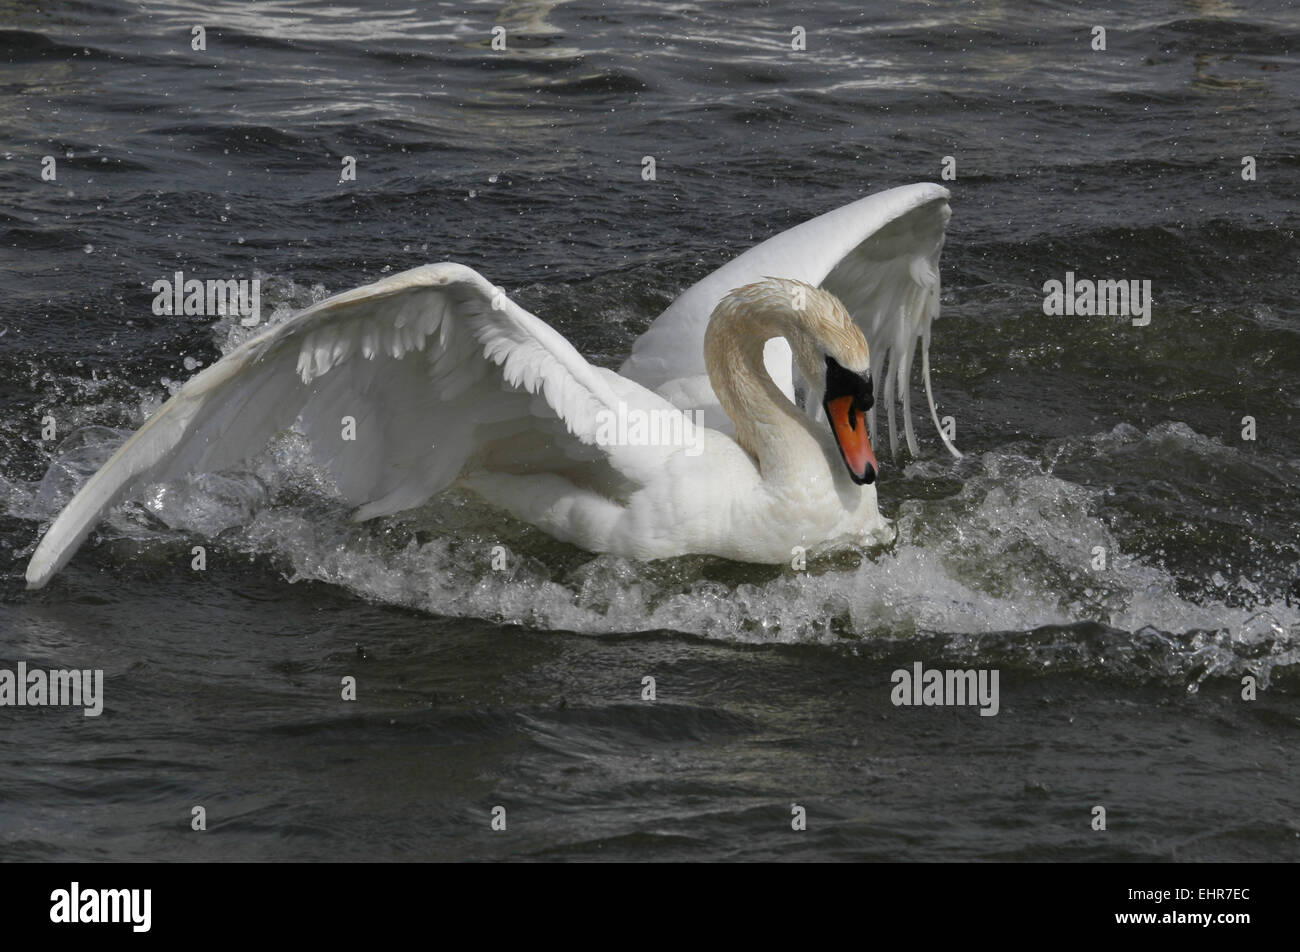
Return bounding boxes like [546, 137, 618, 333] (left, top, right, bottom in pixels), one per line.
[25, 556, 53, 590]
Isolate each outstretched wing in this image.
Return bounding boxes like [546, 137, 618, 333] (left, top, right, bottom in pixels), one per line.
[620, 182, 961, 460]
[26, 263, 654, 589]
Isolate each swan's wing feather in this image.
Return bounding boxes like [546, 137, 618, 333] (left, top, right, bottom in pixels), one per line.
[25, 263, 657, 589]
[621, 182, 960, 458]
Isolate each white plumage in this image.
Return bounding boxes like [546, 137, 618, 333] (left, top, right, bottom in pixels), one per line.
[25, 183, 959, 589]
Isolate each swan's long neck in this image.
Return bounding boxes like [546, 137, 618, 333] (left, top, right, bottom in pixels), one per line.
[704, 296, 824, 481]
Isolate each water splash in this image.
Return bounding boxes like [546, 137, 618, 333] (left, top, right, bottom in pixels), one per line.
[10, 384, 1298, 691]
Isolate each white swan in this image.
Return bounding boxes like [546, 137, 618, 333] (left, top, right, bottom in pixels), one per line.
[24, 182, 959, 589]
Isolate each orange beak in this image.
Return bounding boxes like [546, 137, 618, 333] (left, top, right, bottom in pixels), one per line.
[826, 394, 878, 485]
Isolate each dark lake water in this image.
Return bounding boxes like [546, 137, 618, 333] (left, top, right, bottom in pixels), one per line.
[1, 0, 1298, 861]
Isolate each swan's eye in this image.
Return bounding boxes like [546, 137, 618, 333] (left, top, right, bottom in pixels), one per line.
[824, 355, 873, 411]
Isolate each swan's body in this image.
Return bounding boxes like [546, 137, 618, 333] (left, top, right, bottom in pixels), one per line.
[466, 277, 891, 564]
[25, 182, 958, 589]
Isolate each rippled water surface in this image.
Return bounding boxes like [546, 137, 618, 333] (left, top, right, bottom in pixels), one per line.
[1, 0, 1298, 861]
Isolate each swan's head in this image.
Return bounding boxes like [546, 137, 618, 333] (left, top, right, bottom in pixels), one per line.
[710, 277, 880, 485]
[798, 287, 879, 486]
[767, 278, 879, 486]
